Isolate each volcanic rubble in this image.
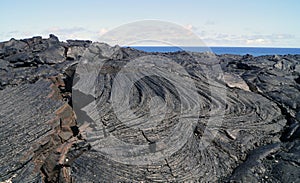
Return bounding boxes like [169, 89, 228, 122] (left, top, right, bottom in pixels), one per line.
[0, 35, 299, 182]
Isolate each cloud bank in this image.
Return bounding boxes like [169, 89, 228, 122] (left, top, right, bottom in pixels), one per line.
[0, 25, 298, 48]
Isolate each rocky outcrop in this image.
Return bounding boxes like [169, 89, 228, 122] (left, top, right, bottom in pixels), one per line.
[0, 35, 299, 182]
[0, 35, 90, 182]
[219, 54, 300, 182]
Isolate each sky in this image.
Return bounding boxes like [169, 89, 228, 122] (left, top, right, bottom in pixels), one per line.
[0, 0, 299, 47]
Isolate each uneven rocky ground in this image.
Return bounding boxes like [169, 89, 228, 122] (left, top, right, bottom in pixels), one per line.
[0, 35, 299, 182]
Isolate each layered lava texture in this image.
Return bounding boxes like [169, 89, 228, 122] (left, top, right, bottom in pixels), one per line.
[0, 35, 299, 182]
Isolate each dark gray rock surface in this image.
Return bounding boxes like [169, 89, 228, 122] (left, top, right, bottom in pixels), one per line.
[0, 35, 299, 182]
[0, 80, 64, 182]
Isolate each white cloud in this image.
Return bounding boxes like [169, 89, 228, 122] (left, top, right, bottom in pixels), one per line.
[97, 21, 207, 46]
[0, 23, 298, 47]
[246, 38, 269, 45]
[42, 27, 94, 40]
[0, 27, 108, 42]
[98, 28, 108, 36]
[197, 31, 297, 47]
[184, 24, 196, 32]
[0, 31, 34, 41]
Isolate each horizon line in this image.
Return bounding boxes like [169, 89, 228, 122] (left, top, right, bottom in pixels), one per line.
[126, 45, 300, 49]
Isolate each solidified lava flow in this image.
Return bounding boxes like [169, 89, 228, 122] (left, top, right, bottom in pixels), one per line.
[0, 35, 299, 182]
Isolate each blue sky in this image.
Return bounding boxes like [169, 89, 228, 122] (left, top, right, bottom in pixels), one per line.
[0, 0, 299, 47]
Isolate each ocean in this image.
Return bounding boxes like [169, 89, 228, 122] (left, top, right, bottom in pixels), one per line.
[131, 46, 300, 56]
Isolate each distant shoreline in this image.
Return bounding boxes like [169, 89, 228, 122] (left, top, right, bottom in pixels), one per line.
[130, 46, 300, 56]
